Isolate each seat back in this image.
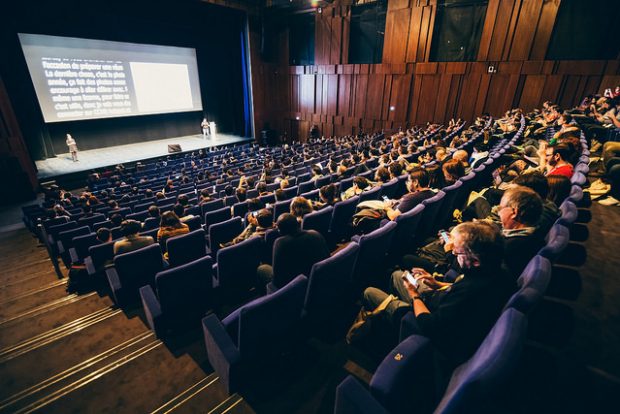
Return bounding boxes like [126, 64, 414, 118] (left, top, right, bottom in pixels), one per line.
[272, 199, 292, 221]
[358, 186, 382, 202]
[329, 196, 359, 243]
[204, 206, 232, 231]
[201, 199, 225, 216]
[435, 308, 527, 413]
[301, 206, 333, 238]
[416, 191, 446, 239]
[298, 180, 316, 195]
[77, 214, 107, 230]
[155, 255, 214, 321]
[233, 275, 308, 360]
[216, 236, 263, 295]
[538, 223, 570, 261]
[434, 180, 463, 229]
[208, 217, 243, 257]
[504, 255, 551, 314]
[304, 242, 360, 328]
[166, 228, 207, 267]
[114, 244, 165, 299]
[73, 233, 99, 262]
[516, 254, 551, 293]
[89, 241, 115, 272]
[262, 228, 280, 264]
[391, 204, 425, 256]
[232, 201, 249, 218]
[380, 178, 400, 199]
[184, 215, 202, 231]
[353, 221, 397, 286]
[58, 225, 91, 252]
[370, 335, 435, 414]
[556, 200, 578, 227]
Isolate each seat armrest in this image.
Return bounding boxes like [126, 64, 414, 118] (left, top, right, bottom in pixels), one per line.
[69, 248, 79, 264]
[139, 285, 163, 337]
[84, 256, 95, 276]
[202, 314, 241, 395]
[335, 376, 388, 414]
[105, 267, 123, 305]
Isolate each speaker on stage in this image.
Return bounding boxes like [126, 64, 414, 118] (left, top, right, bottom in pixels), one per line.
[168, 144, 182, 153]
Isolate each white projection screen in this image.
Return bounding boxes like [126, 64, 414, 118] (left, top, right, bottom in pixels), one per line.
[18, 33, 203, 123]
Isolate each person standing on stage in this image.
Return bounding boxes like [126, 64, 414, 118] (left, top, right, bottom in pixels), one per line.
[66, 134, 78, 162]
[201, 118, 209, 138]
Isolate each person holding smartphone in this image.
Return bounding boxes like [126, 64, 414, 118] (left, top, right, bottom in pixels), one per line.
[361, 221, 514, 366]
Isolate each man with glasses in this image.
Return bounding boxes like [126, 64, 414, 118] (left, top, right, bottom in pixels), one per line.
[360, 221, 514, 366]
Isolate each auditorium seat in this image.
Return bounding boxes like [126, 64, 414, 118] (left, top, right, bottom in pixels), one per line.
[415, 191, 446, 241]
[433, 308, 527, 413]
[215, 236, 263, 300]
[351, 221, 397, 290]
[302, 242, 360, 339]
[434, 180, 463, 229]
[166, 228, 208, 267]
[505, 255, 552, 314]
[106, 244, 166, 306]
[358, 186, 382, 202]
[77, 213, 107, 230]
[140, 255, 214, 338]
[380, 178, 400, 199]
[538, 223, 570, 262]
[69, 232, 99, 264]
[208, 217, 243, 257]
[301, 205, 333, 239]
[272, 199, 292, 221]
[202, 275, 308, 395]
[329, 196, 359, 244]
[387, 203, 425, 260]
[204, 206, 232, 232]
[297, 180, 316, 195]
[201, 199, 225, 216]
[335, 335, 434, 414]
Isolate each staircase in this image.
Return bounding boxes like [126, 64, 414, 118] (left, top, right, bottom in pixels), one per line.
[0, 228, 255, 414]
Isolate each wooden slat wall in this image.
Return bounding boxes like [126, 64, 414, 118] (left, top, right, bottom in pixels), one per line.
[249, 1, 620, 140]
[252, 59, 618, 140]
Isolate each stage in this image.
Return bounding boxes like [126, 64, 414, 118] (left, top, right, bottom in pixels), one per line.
[35, 133, 253, 180]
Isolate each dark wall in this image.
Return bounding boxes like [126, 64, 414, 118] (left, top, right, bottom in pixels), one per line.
[0, 0, 250, 160]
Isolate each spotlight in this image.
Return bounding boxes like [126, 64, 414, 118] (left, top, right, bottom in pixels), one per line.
[389, 106, 396, 112]
[318, 7, 322, 13]
[296, 116, 300, 120]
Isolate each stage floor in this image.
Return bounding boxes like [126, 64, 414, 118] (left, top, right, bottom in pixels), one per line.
[35, 134, 252, 180]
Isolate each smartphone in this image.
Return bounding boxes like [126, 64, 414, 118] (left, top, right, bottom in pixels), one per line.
[402, 271, 418, 288]
[252, 211, 258, 217]
[382, 195, 389, 202]
[265, 203, 271, 209]
[439, 231, 450, 244]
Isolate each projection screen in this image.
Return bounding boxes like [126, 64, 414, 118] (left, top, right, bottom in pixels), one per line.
[18, 33, 203, 123]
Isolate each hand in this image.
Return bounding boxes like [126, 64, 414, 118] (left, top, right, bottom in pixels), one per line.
[415, 275, 443, 290]
[411, 268, 431, 279]
[383, 199, 393, 210]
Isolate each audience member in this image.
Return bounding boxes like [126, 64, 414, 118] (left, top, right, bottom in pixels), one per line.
[257, 213, 329, 291]
[113, 220, 154, 255]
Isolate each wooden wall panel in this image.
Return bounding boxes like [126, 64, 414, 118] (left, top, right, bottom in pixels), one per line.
[383, 8, 411, 64]
[388, 74, 412, 123]
[529, 0, 561, 60]
[365, 75, 386, 120]
[519, 75, 546, 111]
[250, 3, 618, 140]
[509, 0, 544, 60]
